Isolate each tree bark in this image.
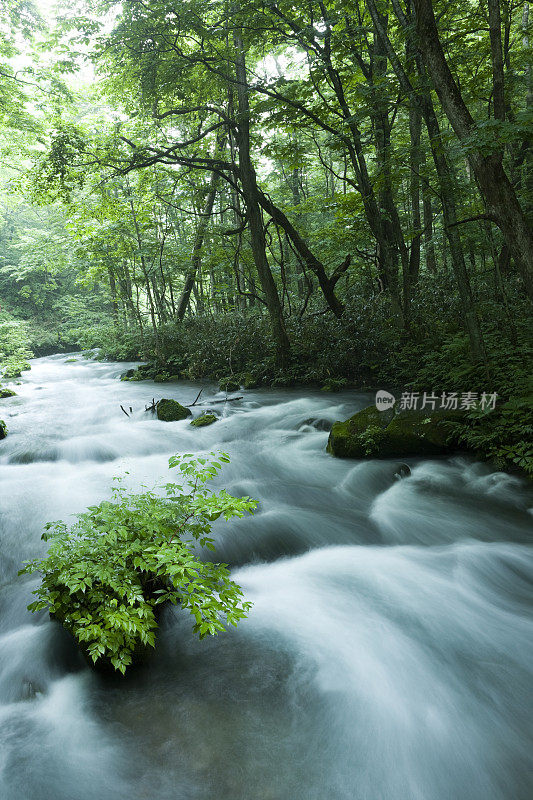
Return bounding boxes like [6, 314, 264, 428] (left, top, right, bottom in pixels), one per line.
[413, 0, 533, 300]
[233, 25, 291, 365]
[177, 171, 219, 320]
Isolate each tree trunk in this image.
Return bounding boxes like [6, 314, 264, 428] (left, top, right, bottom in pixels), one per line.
[413, 0, 533, 300]
[177, 171, 219, 320]
[233, 25, 291, 365]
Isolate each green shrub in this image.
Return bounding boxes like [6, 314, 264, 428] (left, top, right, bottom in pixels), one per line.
[0, 319, 33, 378]
[20, 452, 256, 674]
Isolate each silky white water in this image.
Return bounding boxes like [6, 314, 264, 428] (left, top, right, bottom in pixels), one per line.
[0, 354, 532, 800]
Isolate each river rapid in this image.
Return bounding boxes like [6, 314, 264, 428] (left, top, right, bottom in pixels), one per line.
[0, 354, 532, 800]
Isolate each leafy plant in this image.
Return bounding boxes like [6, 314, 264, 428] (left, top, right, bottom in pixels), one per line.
[20, 452, 256, 674]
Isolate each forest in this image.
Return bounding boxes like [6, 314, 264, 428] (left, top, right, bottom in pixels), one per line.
[0, 2, 532, 799]
[0, 0, 531, 471]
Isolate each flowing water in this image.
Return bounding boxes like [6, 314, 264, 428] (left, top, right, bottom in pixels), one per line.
[1, 354, 532, 800]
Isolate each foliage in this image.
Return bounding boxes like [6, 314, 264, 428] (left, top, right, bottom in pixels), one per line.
[20, 452, 257, 674]
[0, 317, 33, 378]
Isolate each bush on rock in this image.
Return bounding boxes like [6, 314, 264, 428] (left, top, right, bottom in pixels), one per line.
[20, 452, 256, 674]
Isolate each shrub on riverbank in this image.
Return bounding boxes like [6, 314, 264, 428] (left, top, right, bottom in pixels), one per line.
[20, 452, 256, 674]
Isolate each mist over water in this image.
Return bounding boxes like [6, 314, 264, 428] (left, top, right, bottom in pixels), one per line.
[1, 354, 532, 800]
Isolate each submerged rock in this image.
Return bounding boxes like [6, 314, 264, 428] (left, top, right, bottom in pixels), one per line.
[327, 405, 460, 459]
[190, 413, 218, 428]
[301, 417, 332, 432]
[156, 398, 192, 422]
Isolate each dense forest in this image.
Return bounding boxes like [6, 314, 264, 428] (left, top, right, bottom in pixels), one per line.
[0, 0, 532, 472]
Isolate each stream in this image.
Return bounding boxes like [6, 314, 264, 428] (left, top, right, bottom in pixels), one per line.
[1, 354, 532, 800]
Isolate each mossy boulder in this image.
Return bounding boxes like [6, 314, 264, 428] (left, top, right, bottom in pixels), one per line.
[327, 405, 460, 459]
[156, 398, 192, 422]
[65, 358, 78, 363]
[0, 420, 7, 439]
[120, 369, 136, 381]
[0, 388, 16, 398]
[219, 377, 240, 392]
[190, 413, 218, 428]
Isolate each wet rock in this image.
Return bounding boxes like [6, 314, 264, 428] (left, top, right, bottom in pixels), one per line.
[156, 398, 192, 421]
[219, 377, 240, 392]
[65, 358, 78, 363]
[0, 419, 7, 439]
[301, 418, 332, 432]
[0, 387, 16, 398]
[120, 369, 136, 381]
[327, 405, 460, 459]
[190, 413, 218, 428]
[394, 463, 411, 480]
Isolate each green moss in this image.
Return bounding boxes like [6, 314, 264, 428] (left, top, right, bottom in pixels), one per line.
[327, 406, 393, 458]
[156, 398, 192, 422]
[65, 358, 78, 363]
[0, 388, 16, 398]
[0, 420, 7, 439]
[190, 413, 218, 427]
[327, 405, 459, 459]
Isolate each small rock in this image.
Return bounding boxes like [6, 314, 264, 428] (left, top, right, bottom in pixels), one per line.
[190, 413, 218, 428]
[156, 399, 192, 421]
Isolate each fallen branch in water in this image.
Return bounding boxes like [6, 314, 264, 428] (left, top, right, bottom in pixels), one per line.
[120, 405, 130, 417]
[186, 396, 243, 406]
[190, 389, 203, 406]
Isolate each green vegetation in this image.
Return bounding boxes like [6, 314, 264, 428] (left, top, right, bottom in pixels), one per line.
[20, 453, 256, 674]
[0, 0, 530, 474]
[156, 398, 192, 422]
[190, 413, 219, 428]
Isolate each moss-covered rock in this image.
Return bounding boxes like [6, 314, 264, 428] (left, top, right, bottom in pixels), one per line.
[156, 398, 192, 422]
[154, 373, 170, 383]
[0, 420, 7, 439]
[327, 405, 459, 459]
[0, 388, 16, 398]
[120, 369, 136, 381]
[219, 377, 240, 392]
[190, 413, 218, 428]
[65, 358, 78, 363]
